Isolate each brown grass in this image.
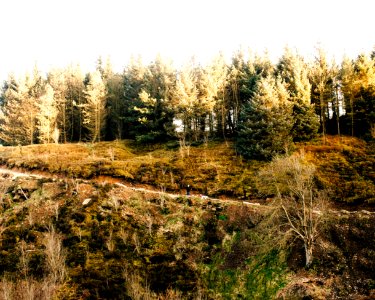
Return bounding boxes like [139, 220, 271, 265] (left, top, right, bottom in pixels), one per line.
[0, 140, 265, 199]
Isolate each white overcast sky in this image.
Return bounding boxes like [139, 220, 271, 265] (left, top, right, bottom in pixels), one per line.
[0, 0, 374, 81]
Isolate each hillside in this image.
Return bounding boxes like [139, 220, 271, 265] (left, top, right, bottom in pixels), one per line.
[0, 136, 374, 299]
[0, 140, 265, 200]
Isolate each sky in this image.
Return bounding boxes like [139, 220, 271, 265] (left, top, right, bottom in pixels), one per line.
[0, 0, 374, 81]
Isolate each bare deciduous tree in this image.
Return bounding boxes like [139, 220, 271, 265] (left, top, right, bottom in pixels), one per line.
[259, 151, 326, 267]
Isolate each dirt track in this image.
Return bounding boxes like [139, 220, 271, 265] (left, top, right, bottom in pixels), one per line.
[0, 167, 373, 214]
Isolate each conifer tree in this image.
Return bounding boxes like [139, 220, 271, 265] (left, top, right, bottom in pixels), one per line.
[83, 70, 107, 142]
[236, 76, 293, 160]
[48, 68, 68, 143]
[136, 55, 175, 142]
[310, 47, 335, 140]
[37, 84, 58, 143]
[122, 56, 147, 139]
[351, 54, 375, 138]
[65, 64, 85, 142]
[106, 72, 125, 140]
[27, 66, 45, 144]
[96, 57, 125, 140]
[277, 48, 319, 141]
[0, 71, 42, 145]
[226, 50, 247, 133]
[203, 54, 228, 138]
[340, 56, 357, 136]
[172, 60, 200, 140]
[0, 75, 28, 145]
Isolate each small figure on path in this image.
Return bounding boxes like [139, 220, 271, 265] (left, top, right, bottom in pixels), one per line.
[186, 184, 191, 196]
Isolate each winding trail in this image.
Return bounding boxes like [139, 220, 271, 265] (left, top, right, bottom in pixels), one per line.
[0, 167, 43, 179]
[0, 166, 373, 214]
[0, 166, 261, 206]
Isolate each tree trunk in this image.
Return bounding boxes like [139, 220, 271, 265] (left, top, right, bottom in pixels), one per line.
[350, 96, 354, 136]
[335, 84, 341, 137]
[305, 240, 313, 267]
[319, 93, 326, 142]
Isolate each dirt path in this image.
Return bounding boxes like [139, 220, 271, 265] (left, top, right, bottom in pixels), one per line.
[0, 166, 373, 213]
[0, 166, 262, 206]
[0, 167, 44, 179]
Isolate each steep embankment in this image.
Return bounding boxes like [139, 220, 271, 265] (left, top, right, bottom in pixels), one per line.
[0, 140, 265, 200]
[0, 136, 374, 299]
[303, 136, 375, 206]
[0, 137, 373, 204]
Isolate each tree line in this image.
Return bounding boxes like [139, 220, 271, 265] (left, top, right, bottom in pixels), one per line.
[0, 47, 374, 159]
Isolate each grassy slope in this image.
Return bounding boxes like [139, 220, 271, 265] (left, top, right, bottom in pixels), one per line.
[0, 136, 373, 203]
[0, 140, 265, 199]
[302, 136, 375, 205]
[0, 136, 374, 299]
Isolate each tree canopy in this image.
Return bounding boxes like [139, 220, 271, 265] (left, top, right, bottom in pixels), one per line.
[1, 48, 374, 156]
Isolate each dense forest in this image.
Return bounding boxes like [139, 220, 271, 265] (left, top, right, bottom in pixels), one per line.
[0, 47, 374, 299]
[1, 47, 374, 159]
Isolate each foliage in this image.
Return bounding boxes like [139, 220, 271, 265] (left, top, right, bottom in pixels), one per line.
[244, 249, 287, 299]
[1, 46, 375, 148]
[83, 70, 107, 142]
[236, 76, 293, 160]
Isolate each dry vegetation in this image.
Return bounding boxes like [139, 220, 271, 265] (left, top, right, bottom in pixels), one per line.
[0, 136, 374, 299]
[0, 140, 264, 199]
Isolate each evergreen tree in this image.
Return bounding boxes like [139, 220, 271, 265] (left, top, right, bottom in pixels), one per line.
[172, 59, 200, 141]
[83, 70, 107, 142]
[65, 64, 85, 142]
[236, 76, 293, 160]
[0, 75, 28, 145]
[0, 70, 43, 145]
[203, 54, 228, 138]
[226, 50, 247, 134]
[352, 54, 375, 139]
[340, 56, 358, 136]
[106, 72, 126, 140]
[95, 56, 126, 140]
[310, 47, 335, 140]
[37, 84, 58, 143]
[276, 48, 319, 141]
[48, 68, 68, 143]
[136, 55, 175, 143]
[122, 56, 147, 139]
[226, 50, 276, 138]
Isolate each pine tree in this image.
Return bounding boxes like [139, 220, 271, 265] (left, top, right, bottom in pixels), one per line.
[37, 84, 58, 143]
[236, 76, 293, 160]
[226, 50, 247, 133]
[0, 75, 28, 145]
[310, 47, 335, 140]
[27, 66, 45, 144]
[122, 56, 147, 139]
[0, 71, 42, 145]
[136, 55, 175, 142]
[352, 54, 375, 138]
[106, 72, 125, 140]
[340, 56, 357, 136]
[172, 59, 200, 140]
[48, 68, 68, 143]
[65, 64, 85, 142]
[83, 70, 107, 142]
[202, 54, 228, 138]
[277, 48, 319, 141]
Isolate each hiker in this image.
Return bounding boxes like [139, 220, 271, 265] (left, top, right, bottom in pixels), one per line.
[186, 184, 191, 196]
